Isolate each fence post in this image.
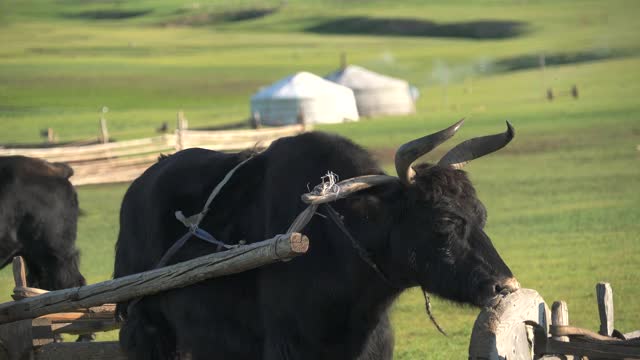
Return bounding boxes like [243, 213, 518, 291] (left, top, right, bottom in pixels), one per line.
[176, 111, 187, 151]
[99, 118, 109, 144]
[551, 301, 569, 342]
[252, 112, 262, 129]
[0, 318, 55, 359]
[47, 128, 55, 143]
[468, 289, 550, 360]
[99, 107, 109, 144]
[596, 282, 614, 337]
[12, 257, 26, 288]
[12, 256, 27, 301]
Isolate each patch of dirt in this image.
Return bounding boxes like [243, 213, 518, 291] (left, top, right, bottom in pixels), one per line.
[306, 17, 527, 39]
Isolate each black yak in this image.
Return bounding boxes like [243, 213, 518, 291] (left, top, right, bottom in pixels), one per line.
[114, 120, 519, 359]
[0, 156, 85, 291]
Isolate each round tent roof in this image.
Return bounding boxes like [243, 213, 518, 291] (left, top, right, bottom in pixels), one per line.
[324, 65, 415, 117]
[325, 65, 408, 90]
[250, 72, 359, 125]
[252, 71, 355, 100]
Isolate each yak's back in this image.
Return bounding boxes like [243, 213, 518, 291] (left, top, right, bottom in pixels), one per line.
[114, 148, 255, 279]
[0, 156, 73, 180]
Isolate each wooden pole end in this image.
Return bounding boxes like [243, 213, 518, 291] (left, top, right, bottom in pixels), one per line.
[289, 233, 309, 254]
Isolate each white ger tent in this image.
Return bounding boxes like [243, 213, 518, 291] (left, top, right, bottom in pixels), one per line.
[325, 65, 416, 117]
[250, 72, 359, 126]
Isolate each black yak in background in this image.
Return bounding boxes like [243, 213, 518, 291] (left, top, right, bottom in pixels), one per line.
[0, 156, 85, 291]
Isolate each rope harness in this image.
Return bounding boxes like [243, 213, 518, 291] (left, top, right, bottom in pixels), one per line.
[129, 163, 445, 335]
[166, 169, 395, 286]
[322, 203, 395, 287]
[124, 158, 251, 315]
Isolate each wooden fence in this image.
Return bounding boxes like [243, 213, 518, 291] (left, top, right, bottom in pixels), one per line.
[0, 233, 309, 359]
[0, 123, 308, 186]
[468, 283, 640, 359]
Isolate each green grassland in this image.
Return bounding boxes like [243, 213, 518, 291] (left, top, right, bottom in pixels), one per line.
[0, 0, 639, 358]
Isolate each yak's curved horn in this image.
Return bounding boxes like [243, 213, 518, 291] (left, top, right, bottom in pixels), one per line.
[438, 121, 515, 169]
[301, 175, 397, 204]
[394, 119, 464, 184]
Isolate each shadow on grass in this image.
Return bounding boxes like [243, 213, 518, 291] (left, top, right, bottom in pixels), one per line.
[63, 9, 152, 20]
[165, 7, 279, 26]
[306, 17, 527, 39]
[494, 49, 634, 71]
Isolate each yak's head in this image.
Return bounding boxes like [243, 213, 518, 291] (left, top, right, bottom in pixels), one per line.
[388, 120, 519, 306]
[309, 120, 519, 306]
[391, 162, 518, 306]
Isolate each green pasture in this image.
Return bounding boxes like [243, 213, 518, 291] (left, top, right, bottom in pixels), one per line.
[0, 0, 639, 358]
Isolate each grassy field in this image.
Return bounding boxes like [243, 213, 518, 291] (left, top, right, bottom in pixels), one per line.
[0, 0, 639, 358]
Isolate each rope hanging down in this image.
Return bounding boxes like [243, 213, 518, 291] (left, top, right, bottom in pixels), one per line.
[302, 171, 447, 336]
[423, 289, 447, 336]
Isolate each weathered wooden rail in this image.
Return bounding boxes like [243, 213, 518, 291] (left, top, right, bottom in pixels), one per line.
[0, 116, 308, 186]
[0, 232, 309, 359]
[469, 283, 640, 359]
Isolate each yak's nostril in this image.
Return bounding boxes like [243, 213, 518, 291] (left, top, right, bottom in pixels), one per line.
[494, 277, 521, 295]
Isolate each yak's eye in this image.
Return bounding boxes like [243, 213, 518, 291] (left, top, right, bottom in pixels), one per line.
[435, 213, 467, 237]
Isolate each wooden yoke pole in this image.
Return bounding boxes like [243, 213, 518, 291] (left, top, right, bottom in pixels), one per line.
[0, 233, 309, 324]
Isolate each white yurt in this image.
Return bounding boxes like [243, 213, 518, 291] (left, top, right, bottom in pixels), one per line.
[250, 72, 359, 126]
[325, 65, 416, 117]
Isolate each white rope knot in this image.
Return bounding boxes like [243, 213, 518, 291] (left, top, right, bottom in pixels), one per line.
[310, 171, 341, 197]
[175, 211, 204, 233]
